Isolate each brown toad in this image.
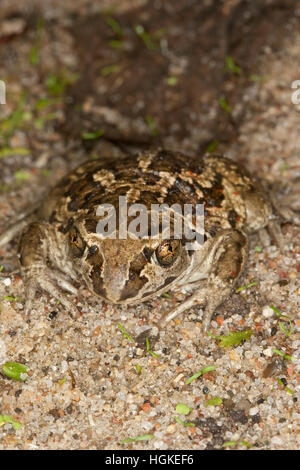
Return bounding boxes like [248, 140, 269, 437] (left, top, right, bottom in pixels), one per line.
[0, 150, 291, 330]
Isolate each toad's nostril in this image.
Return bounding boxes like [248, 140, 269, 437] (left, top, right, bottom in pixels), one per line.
[88, 245, 99, 255]
[119, 273, 148, 301]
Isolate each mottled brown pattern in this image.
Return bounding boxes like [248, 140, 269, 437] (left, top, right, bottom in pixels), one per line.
[1, 150, 283, 330]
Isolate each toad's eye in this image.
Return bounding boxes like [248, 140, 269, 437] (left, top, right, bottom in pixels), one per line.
[69, 227, 86, 257]
[155, 240, 181, 267]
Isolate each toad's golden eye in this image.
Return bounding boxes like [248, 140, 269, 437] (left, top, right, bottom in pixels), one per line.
[69, 227, 86, 257]
[155, 240, 181, 267]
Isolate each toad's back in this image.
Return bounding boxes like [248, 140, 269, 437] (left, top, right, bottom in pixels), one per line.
[37, 150, 271, 238]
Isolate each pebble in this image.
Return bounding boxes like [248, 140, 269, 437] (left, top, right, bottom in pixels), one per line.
[244, 351, 253, 359]
[236, 398, 251, 412]
[262, 306, 275, 318]
[173, 373, 184, 383]
[0, 339, 7, 363]
[154, 440, 168, 449]
[136, 348, 143, 356]
[289, 271, 297, 279]
[271, 436, 283, 446]
[2, 277, 11, 286]
[0, 18, 26, 37]
[3, 423, 13, 431]
[249, 406, 259, 416]
[166, 424, 176, 433]
[263, 347, 273, 357]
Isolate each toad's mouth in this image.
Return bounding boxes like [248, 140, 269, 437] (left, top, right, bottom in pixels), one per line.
[89, 270, 179, 304]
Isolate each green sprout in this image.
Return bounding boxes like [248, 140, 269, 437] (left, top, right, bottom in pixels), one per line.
[205, 397, 223, 407]
[109, 40, 123, 49]
[106, 17, 124, 38]
[34, 98, 56, 110]
[2, 362, 28, 381]
[219, 97, 232, 114]
[41, 169, 52, 177]
[0, 93, 29, 143]
[175, 403, 194, 427]
[122, 434, 154, 444]
[81, 129, 105, 140]
[145, 115, 158, 136]
[0, 415, 22, 430]
[117, 323, 134, 342]
[0, 148, 30, 158]
[269, 305, 293, 337]
[167, 76, 178, 86]
[175, 417, 195, 427]
[277, 379, 294, 395]
[272, 348, 295, 361]
[145, 337, 160, 359]
[134, 25, 158, 51]
[29, 18, 45, 66]
[206, 139, 218, 153]
[161, 293, 170, 298]
[207, 329, 253, 348]
[236, 281, 259, 292]
[100, 65, 120, 76]
[14, 170, 31, 183]
[222, 440, 252, 448]
[175, 403, 193, 415]
[225, 56, 241, 75]
[3, 296, 21, 301]
[45, 72, 79, 96]
[280, 162, 289, 172]
[185, 365, 216, 385]
[249, 74, 261, 82]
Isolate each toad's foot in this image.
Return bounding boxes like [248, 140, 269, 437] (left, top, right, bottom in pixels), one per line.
[259, 212, 300, 251]
[23, 266, 78, 316]
[19, 221, 79, 316]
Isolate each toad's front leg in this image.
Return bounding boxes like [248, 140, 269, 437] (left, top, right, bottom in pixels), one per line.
[19, 222, 78, 315]
[159, 230, 248, 331]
